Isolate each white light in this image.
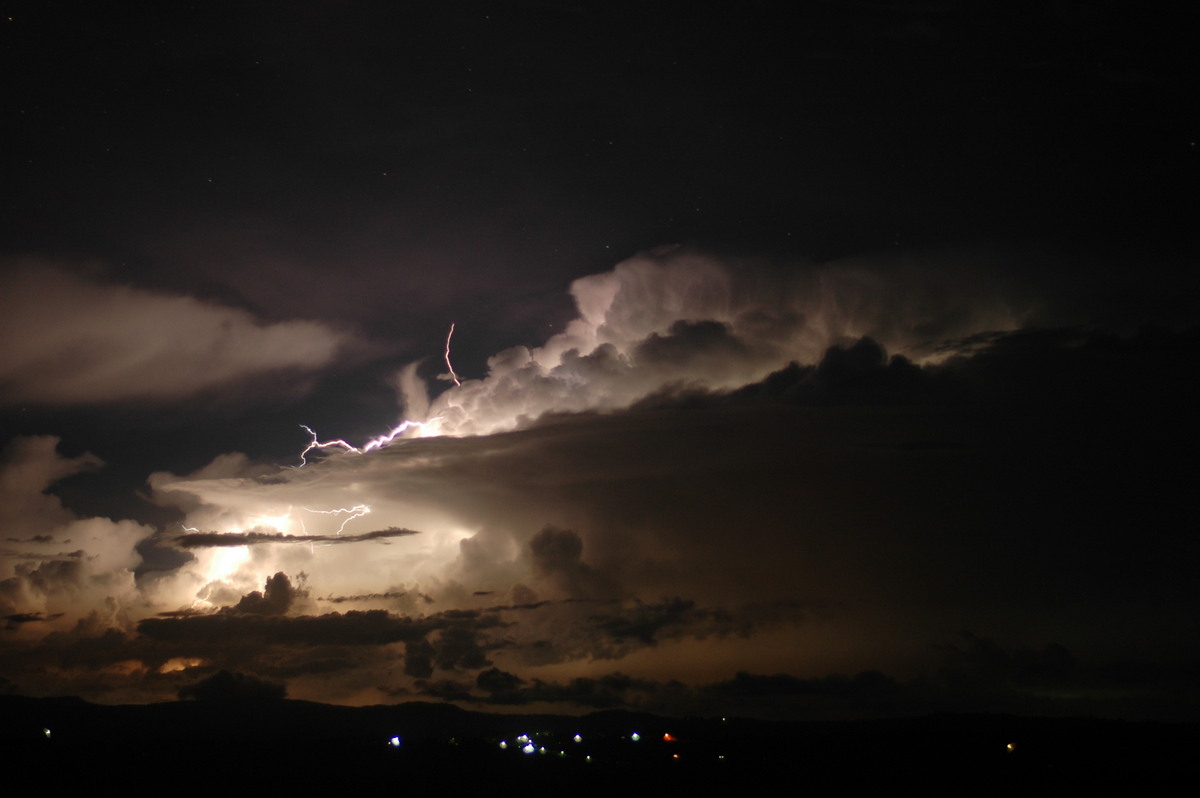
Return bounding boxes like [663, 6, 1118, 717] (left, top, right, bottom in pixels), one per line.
[389, 736, 401, 747]
[205, 544, 250, 582]
[574, 733, 582, 743]
[499, 740, 508, 749]
[630, 732, 640, 742]
[43, 728, 51, 739]
[522, 743, 535, 755]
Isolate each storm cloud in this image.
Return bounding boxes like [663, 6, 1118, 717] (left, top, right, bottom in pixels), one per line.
[0, 252, 1194, 716]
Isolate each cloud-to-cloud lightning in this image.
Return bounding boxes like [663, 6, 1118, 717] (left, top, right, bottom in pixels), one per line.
[297, 423, 432, 466]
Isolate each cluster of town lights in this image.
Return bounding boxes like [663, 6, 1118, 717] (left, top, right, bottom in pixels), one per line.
[489, 729, 689, 764]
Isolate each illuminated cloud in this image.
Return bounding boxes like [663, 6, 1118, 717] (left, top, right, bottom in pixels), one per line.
[0, 437, 151, 631]
[411, 250, 1034, 435]
[0, 263, 351, 406]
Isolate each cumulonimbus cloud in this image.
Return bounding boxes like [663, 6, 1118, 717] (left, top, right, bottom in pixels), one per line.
[2, 250, 1194, 711]
[0, 262, 351, 405]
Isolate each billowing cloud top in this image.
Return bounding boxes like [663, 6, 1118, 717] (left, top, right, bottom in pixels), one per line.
[412, 250, 1034, 436]
[0, 263, 349, 405]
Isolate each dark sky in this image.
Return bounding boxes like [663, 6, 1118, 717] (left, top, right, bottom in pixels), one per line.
[1, 1, 1197, 719]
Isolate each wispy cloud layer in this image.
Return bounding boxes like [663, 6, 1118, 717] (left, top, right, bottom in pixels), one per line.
[0, 263, 350, 406]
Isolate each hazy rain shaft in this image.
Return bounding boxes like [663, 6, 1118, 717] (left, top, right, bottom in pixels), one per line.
[1, 251, 1195, 712]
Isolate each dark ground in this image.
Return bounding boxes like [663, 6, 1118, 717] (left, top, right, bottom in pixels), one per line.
[3, 695, 1192, 794]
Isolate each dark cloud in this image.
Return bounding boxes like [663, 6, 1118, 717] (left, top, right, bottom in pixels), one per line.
[528, 525, 609, 599]
[134, 604, 503, 685]
[232, 572, 297, 616]
[403, 646, 1200, 720]
[176, 527, 421, 549]
[475, 666, 524, 694]
[633, 319, 749, 373]
[416, 678, 474, 703]
[483, 672, 673, 709]
[404, 638, 434, 679]
[178, 669, 286, 702]
[432, 626, 491, 672]
[320, 590, 412, 605]
[639, 338, 937, 410]
[529, 526, 584, 575]
[408, 668, 680, 711]
[3, 611, 64, 629]
[139, 610, 425, 647]
[711, 670, 901, 704]
[593, 598, 706, 646]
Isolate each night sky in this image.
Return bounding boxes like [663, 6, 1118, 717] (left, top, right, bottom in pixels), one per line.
[2, 1, 1198, 719]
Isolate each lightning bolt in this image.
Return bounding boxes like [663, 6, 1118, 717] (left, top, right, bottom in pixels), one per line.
[297, 420, 433, 466]
[443, 322, 462, 387]
[295, 324, 460, 465]
[302, 504, 371, 535]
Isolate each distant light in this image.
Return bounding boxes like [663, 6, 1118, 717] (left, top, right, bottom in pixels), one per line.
[574, 733, 583, 743]
[1006, 743, 1015, 752]
[522, 743, 536, 755]
[672, 753, 680, 760]
[43, 728, 51, 739]
[586, 755, 592, 762]
[663, 733, 676, 742]
[388, 736, 402, 748]
[539, 746, 547, 754]
[517, 734, 530, 743]
[630, 732, 641, 742]
[499, 740, 508, 749]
